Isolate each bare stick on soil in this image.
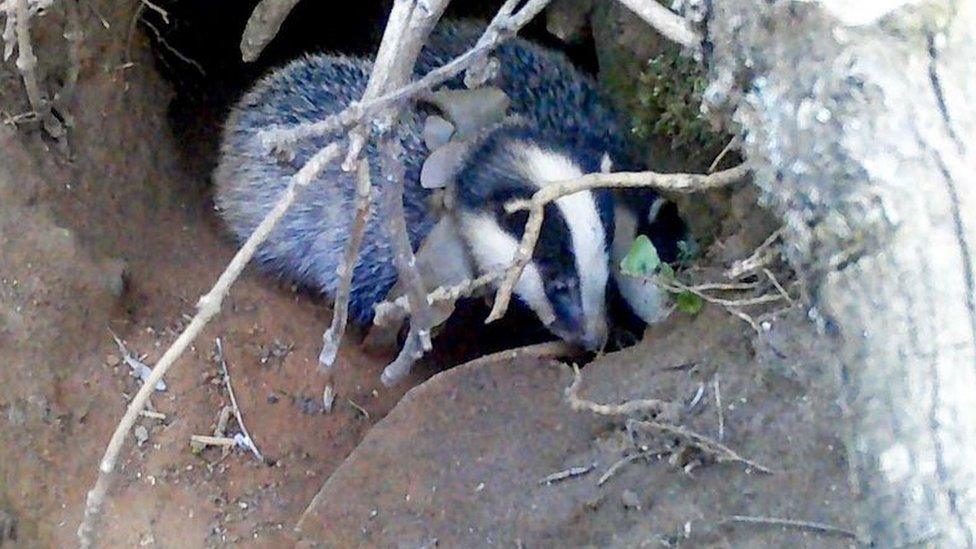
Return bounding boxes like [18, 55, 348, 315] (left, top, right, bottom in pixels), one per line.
[538, 463, 596, 485]
[633, 420, 772, 474]
[77, 143, 342, 548]
[214, 337, 263, 461]
[721, 515, 861, 541]
[565, 364, 673, 417]
[488, 164, 750, 323]
[713, 373, 725, 441]
[598, 450, 662, 486]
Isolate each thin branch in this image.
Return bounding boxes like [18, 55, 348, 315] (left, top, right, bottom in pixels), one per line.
[77, 143, 342, 548]
[721, 515, 861, 541]
[632, 419, 772, 474]
[379, 139, 435, 386]
[598, 450, 661, 486]
[657, 278, 785, 308]
[488, 164, 750, 323]
[614, 0, 700, 50]
[12, 0, 62, 136]
[565, 364, 673, 417]
[190, 435, 237, 448]
[372, 270, 502, 326]
[725, 227, 783, 279]
[538, 463, 596, 485]
[52, 0, 82, 121]
[708, 135, 740, 173]
[260, 0, 552, 152]
[239, 0, 302, 62]
[713, 373, 724, 441]
[214, 338, 263, 461]
[318, 159, 372, 371]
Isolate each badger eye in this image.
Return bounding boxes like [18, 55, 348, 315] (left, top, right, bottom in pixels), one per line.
[547, 278, 577, 294]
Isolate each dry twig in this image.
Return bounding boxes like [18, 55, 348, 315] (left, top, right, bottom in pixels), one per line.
[260, 0, 552, 152]
[721, 515, 861, 541]
[633, 420, 772, 474]
[598, 450, 662, 486]
[239, 0, 302, 62]
[615, 0, 699, 50]
[318, 159, 372, 370]
[379, 139, 436, 386]
[488, 164, 750, 323]
[713, 373, 724, 441]
[373, 270, 502, 326]
[214, 338, 263, 461]
[190, 435, 237, 448]
[11, 0, 62, 136]
[538, 463, 596, 485]
[565, 364, 673, 417]
[725, 227, 784, 279]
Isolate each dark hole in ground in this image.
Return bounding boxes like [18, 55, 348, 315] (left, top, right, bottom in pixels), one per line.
[139, 0, 623, 377]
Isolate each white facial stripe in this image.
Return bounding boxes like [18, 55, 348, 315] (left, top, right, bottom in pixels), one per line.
[458, 212, 556, 326]
[646, 197, 667, 224]
[514, 144, 610, 340]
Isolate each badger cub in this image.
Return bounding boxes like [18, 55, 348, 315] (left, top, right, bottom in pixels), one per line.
[214, 22, 686, 351]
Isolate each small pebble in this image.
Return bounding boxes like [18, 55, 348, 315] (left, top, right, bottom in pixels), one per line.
[134, 425, 149, 446]
[621, 489, 641, 510]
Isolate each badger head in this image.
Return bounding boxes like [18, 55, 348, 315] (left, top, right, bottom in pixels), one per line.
[451, 128, 613, 351]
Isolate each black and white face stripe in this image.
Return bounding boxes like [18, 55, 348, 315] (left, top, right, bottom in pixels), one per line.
[453, 132, 611, 350]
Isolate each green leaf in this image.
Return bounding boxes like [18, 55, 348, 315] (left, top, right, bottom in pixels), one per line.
[620, 235, 661, 277]
[675, 291, 704, 315]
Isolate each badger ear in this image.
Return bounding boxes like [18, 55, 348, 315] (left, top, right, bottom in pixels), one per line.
[420, 87, 510, 138]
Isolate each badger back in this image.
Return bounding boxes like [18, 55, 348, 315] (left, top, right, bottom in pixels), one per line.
[418, 22, 637, 167]
[213, 54, 437, 325]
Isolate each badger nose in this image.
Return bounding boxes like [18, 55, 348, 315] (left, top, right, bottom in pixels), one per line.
[580, 327, 608, 352]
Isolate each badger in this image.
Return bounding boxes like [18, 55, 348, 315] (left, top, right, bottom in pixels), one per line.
[214, 21, 687, 351]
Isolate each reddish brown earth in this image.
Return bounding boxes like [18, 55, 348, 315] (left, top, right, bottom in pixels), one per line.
[0, 2, 853, 547]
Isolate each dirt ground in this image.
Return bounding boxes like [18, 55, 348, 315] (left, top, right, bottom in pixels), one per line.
[0, 1, 854, 547]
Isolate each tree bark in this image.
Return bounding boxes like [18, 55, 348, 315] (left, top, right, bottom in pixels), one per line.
[702, 1, 976, 545]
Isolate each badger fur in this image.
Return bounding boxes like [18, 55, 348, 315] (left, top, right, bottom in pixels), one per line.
[214, 21, 683, 350]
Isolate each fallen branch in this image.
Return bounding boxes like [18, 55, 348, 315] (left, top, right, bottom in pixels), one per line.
[488, 164, 750, 323]
[77, 143, 342, 548]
